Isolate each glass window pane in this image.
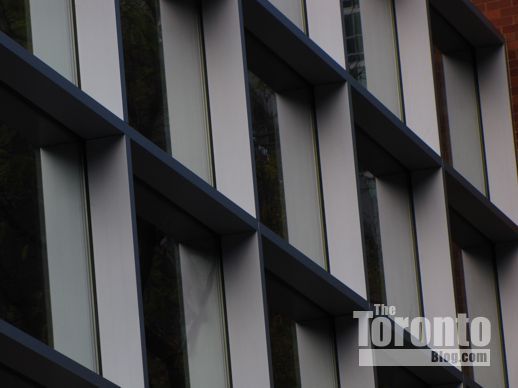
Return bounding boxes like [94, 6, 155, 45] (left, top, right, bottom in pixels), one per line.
[120, 0, 214, 184]
[0, 120, 98, 371]
[441, 50, 487, 194]
[120, 0, 170, 151]
[296, 319, 338, 388]
[268, 0, 306, 32]
[29, 0, 78, 83]
[267, 277, 338, 388]
[269, 312, 301, 388]
[248, 72, 327, 266]
[432, 13, 488, 195]
[376, 173, 422, 321]
[137, 216, 229, 388]
[358, 170, 386, 305]
[0, 0, 78, 84]
[0, 0, 31, 48]
[40, 143, 98, 370]
[449, 215, 506, 384]
[343, 0, 402, 117]
[249, 72, 288, 239]
[0, 122, 50, 344]
[358, 162, 423, 320]
[160, 0, 213, 183]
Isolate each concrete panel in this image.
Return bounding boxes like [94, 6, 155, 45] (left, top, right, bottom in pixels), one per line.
[305, 0, 346, 67]
[222, 233, 272, 388]
[314, 84, 366, 298]
[86, 136, 146, 388]
[394, 0, 440, 152]
[75, 0, 124, 118]
[411, 170, 456, 324]
[202, 0, 257, 216]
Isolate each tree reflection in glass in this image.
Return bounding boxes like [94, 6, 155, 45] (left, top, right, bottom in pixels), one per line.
[0, 122, 50, 344]
[269, 311, 301, 388]
[0, 0, 31, 49]
[137, 217, 189, 388]
[249, 72, 288, 238]
[359, 170, 386, 305]
[120, 0, 170, 151]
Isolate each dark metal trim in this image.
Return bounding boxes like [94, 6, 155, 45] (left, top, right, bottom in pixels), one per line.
[430, 0, 504, 48]
[260, 224, 369, 316]
[444, 164, 518, 243]
[241, 0, 345, 86]
[0, 320, 119, 388]
[130, 132, 258, 236]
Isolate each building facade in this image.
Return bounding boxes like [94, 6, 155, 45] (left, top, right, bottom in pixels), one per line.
[0, 0, 516, 387]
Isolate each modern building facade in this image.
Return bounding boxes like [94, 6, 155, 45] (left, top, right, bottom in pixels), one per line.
[0, 0, 516, 387]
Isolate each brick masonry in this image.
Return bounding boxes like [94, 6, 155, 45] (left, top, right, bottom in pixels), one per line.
[471, 0, 518, 152]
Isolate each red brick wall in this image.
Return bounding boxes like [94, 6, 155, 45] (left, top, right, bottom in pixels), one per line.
[471, 0, 518, 147]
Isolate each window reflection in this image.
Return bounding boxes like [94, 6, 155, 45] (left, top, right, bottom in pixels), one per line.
[342, 0, 403, 117]
[358, 170, 386, 305]
[137, 213, 230, 388]
[269, 312, 301, 388]
[248, 70, 327, 266]
[0, 122, 50, 344]
[249, 72, 288, 239]
[0, 0, 78, 83]
[0, 0, 31, 49]
[0, 119, 98, 371]
[120, 0, 170, 151]
[138, 217, 189, 387]
[431, 11, 488, 195]
[266, 274, 338, 388]
[343, 0, 366, 85]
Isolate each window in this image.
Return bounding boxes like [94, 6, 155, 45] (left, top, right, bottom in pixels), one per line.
[356, 131, 423, 321]
[248, 71, 327, 267]
[120, 0, 214, 184]
[431, 10, 488, 195]
[267, 274, 338, 388]
[343, 0, 365, 85]
[249, 73, 288, 239]
[358, 169, 386, 305]
[0, 118, 98, 371]
[342, 0, 403, 118]
[268, 0, 307, 33]
[0, 0, 78, 83]
[448, 212, 507, 387]
[136, 183, 230, 388]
